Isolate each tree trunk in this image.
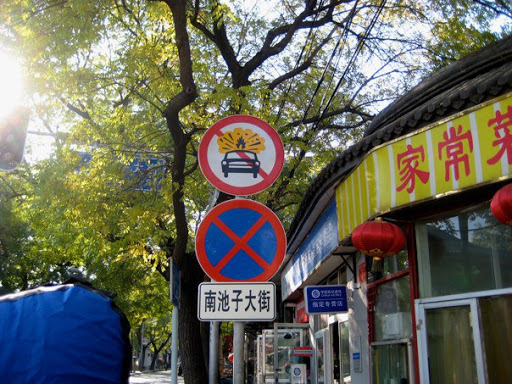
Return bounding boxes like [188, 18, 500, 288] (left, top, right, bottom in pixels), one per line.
[160, 0, 205, 381]
[140, 344, 148, 371]
[179, 253, 209, 383]
[149, 333, 172, 371]
[150, 351, 158, 371]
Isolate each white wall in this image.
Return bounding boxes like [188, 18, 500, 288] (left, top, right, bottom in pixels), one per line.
[347, 254, 370, 384]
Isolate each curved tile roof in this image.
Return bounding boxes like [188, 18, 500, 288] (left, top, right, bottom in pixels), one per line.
[287, 36, 512, 252]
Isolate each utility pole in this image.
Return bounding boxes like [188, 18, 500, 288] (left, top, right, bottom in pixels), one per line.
[139, 321, 145, 371]
[170, 261, 180, 384]
[209, 321, 219, 384]
[233, 322, 245, 384]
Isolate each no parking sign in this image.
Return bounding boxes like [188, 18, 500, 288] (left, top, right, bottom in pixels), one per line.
[195, 199, 286, 282]
[198, 115, 284, 196]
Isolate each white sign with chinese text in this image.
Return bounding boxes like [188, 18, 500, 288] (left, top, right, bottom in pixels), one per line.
[197, 282, 276, 321]
[291, 364, 307, 384]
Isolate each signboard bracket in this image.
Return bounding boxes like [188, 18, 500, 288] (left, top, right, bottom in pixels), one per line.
[333, 250, 357, 283]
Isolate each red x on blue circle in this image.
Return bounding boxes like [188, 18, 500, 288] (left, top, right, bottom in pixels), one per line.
[195, 199, 287, 282]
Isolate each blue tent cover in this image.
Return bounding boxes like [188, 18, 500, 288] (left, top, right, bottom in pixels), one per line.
[0, 283, 131, 383]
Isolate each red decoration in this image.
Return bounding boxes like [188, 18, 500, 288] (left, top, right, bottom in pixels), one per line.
[358, 262, 367, 283]
[296, 297, 309, 324]
[491, 183, 512, 225]
[351, 220, 406, 258]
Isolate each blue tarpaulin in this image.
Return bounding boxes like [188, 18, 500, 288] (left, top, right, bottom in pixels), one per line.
[0, 283, 131, 383]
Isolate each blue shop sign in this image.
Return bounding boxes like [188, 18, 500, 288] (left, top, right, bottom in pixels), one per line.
[78, 152, 166, 192]
[304, 285, 348, 314]
[126, 156, 166, 192]
[281, 200, 338, 300]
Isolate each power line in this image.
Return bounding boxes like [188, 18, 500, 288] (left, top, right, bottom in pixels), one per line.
[300, 0, 361, 125]
[315, 0, 362, 109]
[314, 0, 387, 131]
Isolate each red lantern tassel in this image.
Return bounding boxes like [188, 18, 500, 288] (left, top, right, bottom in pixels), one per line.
[371, 257, 383, 273]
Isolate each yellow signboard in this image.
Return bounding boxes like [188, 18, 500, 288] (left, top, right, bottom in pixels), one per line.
[336, 93, 512, 241]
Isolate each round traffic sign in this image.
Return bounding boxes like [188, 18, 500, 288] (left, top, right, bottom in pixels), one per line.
[198, 115, 284, 196]
[195, 199, 287, 282]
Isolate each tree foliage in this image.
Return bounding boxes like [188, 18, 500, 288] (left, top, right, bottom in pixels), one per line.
[0, 0, 509, 382]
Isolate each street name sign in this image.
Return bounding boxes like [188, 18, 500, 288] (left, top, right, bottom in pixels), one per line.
[198, 115, 284, 196]
[195, 198, 286, 282]
[198, 282, 276, 321]
[304, 285, 348, 314]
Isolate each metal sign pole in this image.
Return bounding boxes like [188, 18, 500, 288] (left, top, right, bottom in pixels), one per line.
[209, 321, 219, 384]
[233, 321, 245, 384]
[170, 262, 180, 384]
[197, 116, 285, 384]
[170, 307, 179, 384]
[139, 321, 145, 371]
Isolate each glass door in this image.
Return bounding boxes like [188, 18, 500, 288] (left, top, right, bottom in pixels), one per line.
[417, 298, 484, 383]
[257, 335, 264, 384]
[371, 339, 413, 384]
[260, 323, 312, 384]
[315, 329, 332, 384]
[337, 322, 351, 384]
[479, 294, 512, 383]
[428, 304, 479, 383]
[416, 291, 512, 384]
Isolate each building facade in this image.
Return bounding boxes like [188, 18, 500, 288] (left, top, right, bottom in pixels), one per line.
[256, 36, 512, 384]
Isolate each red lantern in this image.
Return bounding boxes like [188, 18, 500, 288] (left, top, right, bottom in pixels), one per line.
[491, 183, 512, 225]
[351, 219, 406, 259]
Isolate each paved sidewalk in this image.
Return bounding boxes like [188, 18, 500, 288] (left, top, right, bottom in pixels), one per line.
[129, 370, 185, 384]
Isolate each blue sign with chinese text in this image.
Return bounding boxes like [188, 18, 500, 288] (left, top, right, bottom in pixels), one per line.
[281, 200, 338, 300]
[304, 285, 348, 314]
[78, 152, 166, 192]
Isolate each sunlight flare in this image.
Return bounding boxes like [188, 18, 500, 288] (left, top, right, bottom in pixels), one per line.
[0, 49, 24, 119]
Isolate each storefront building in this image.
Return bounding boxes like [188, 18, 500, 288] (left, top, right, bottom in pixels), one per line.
[257, 36, 512, 384]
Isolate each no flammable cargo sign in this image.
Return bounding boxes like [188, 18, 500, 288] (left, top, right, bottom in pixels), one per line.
[198, 115, 284, 196]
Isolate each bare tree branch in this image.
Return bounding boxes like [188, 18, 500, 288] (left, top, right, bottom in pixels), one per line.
[474, 0, 512, 18]
[59, 98, 92, 120]
[285, 105, 374, 128]
[191, 0, 349, 88]
[268, 27, 337, 90]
